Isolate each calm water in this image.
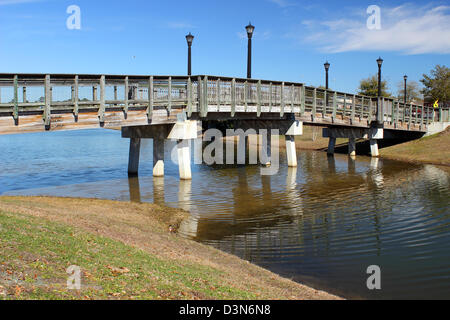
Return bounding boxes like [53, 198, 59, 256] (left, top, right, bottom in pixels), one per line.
[1, 129, 449, 299]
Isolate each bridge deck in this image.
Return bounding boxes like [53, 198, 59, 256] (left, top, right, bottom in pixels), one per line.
[0, 73, 433, 135]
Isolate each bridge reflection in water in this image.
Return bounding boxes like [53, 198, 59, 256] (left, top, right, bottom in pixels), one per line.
[121, 147, 450, 299]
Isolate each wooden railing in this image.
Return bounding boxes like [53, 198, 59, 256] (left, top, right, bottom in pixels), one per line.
[0, 73, 434, 130]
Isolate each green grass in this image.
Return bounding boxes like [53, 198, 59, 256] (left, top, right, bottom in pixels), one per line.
[380, 127, 450, 166]
[0, 209, 257, 300]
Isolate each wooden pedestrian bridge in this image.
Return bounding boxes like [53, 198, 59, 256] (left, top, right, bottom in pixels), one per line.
[0, 73, 436, 179]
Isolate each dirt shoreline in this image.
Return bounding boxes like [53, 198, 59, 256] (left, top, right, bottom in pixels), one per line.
[0, 196, 341, 300]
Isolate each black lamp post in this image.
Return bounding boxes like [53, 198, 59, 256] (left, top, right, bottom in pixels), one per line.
[186, 33, 194, 76]
[377, 57, 383, 98]
[376, 57, 384, 125]
[403, 75, 408, 104]
[324, 61, 330, 90]
[246, 22, 255, 79]
[324, 61, 330, 106]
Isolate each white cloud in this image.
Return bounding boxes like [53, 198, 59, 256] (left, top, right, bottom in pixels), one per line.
[268, 0, 289, 7]
[267, 0, 298, 8]
[0, 0, 42, 5]
[299, 3, 450, 55]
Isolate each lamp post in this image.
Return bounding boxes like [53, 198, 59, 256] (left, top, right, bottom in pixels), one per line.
[246, 22, 255, 79]
[324, 61, 330, 106]
[377, 57, 383, 98]
[324, 61, 330, 90]
[186, 33, 194, 76]
[376, 57, 384, 125]
[403, 75, 408, 104]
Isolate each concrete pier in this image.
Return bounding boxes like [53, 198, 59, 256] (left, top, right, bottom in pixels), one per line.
[370, 139, 379, 157]
[348, 138, 356, 157]
[122, 120, 199, 180]
[177, 139, 192, 180]
[323, 127, 384, 158]
[327, 137, 336, 155]
[128, 138, 141, 176]
[153, 138, 165, 177]
[285, 135, 297, 167]
[260, 130, 272, 166]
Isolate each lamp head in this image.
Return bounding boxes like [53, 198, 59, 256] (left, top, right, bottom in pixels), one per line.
[377, 57, 384, 68]
[186, 33, 194, 46]
[246, 22, 255, 39]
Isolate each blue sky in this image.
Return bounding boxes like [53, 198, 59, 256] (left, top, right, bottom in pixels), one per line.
[0, 0, 449, 95]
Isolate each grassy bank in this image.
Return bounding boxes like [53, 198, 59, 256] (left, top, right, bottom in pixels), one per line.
[0, 197, 340, 300]
[380, 127, 450, 166]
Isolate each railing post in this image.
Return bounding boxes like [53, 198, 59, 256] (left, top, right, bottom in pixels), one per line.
[44, 74, 51, 130]
[99, 75, 105, 124]
[376, 97, 384, 125]
[148, 76, 154, 120]
[351, 94, 356, 123]
[269, 82, 273, 112]
[124, 76, 129, 117]
[408, 103, 412, 128]
[391, 101, 395, 127]
[291, 84, 295, 111]
[13, 75, 18, 125]
[22, 86, 27, 103]
[168, 76, 172, 113]
[74, 75, 79, 121]
[244, 80, 248, 112]
[360, 96, 365, 119]
[257, 80, 262, 117]
[187, 77, 192, 117]
[394, 101, 398, 128]
[231, 78, 236, 117]
[92, 85, 97, 101]
[391, 100, 395, 126]
[367, 99, 371, 124]
[114, 85, 118, 101]
[197, 76, 203, 115]
[332, 91, 337, 120]
[312, 87, 317, 121]
[420, 104, 424, 129]
[415, 104, 419, 126]
[217, 78, 221, 109]
[280, 82, 285, 117]
[201, 76, 208, 117]
[301, 85, 306, 116]
[343, 93, 347, 117]
[402, 102, 406, 124]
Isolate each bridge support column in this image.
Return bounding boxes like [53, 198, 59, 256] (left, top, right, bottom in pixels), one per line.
[153, 138, 165, 177]
[260, 130, 272, 166]
[122, 120, 199, 180]
[348, 138, 356, 157]
[177, 139, 192, 180]
[128, 138, 141, 176]
[285, 135, 297, 167]
[370, 139, 379, 157]
[327, 137, 336, 155]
